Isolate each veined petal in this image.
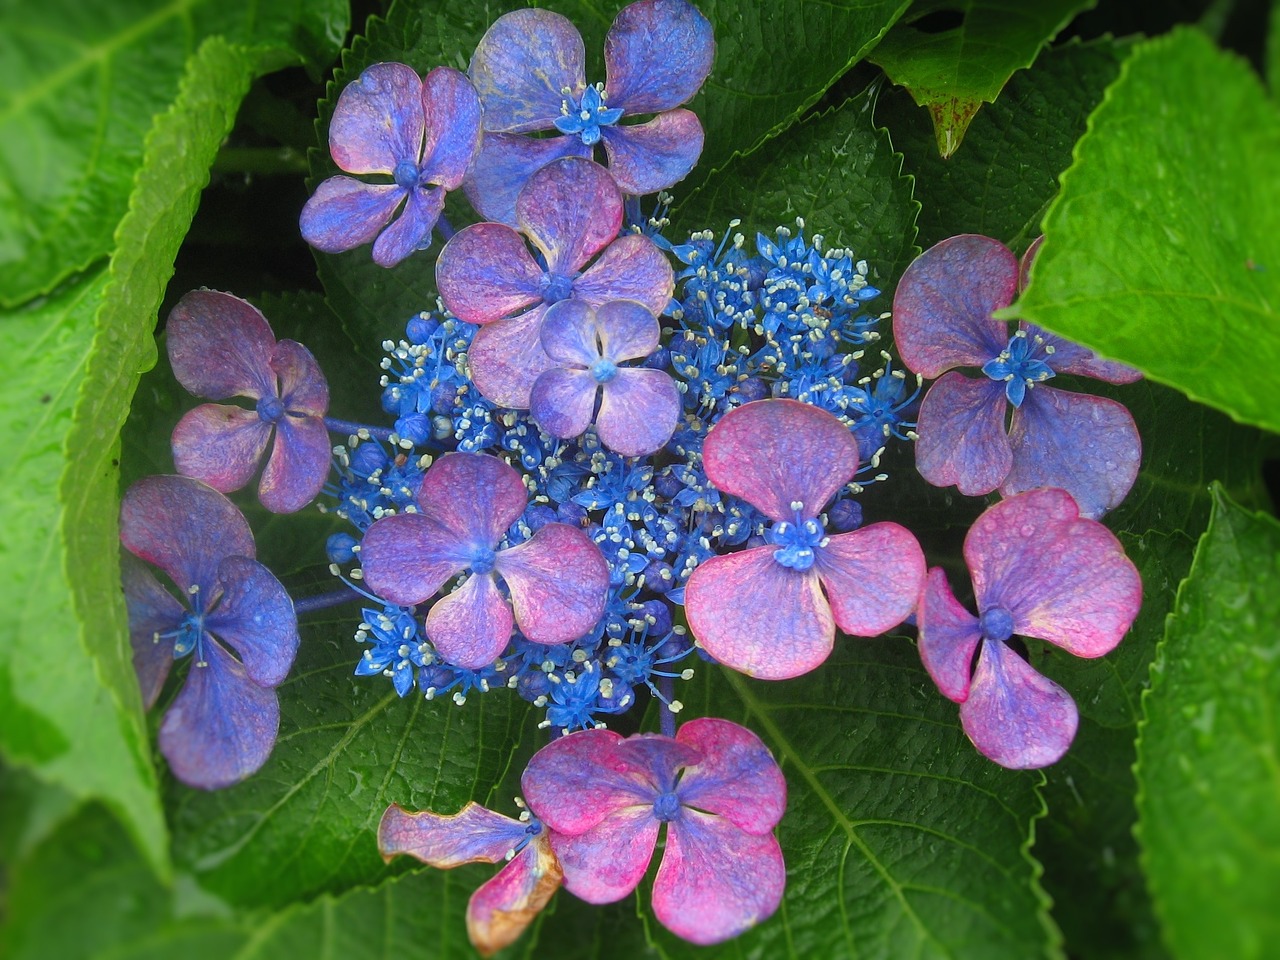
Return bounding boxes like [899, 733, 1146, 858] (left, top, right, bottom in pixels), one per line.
[674, 718, 786, 835]
[917, 566, 982, 703]
[468, 307, 557, 409]
[604, 0, 714, 114]
[418, 452, 529, 548]
[171, 404, 272, 495]
[523, 729, 658, 834]
[204, 556, 299, 687]
[893, 234, 1016, 377]
[816, 522, 926, 636]
[549, 807, 659, 904]
[299, 177, 405, 254]
[425, 572, 514, 668]
[469, 8, 586, 133]
[914, 372, 1012, 496]
[596, 367, 679, 457]
[329, 62, 424, 174]
[463, 132, 593, 227]
[529, 367, 598, 440]
[359, 511, 472, 604]
[959, 637, 1078, 769]
[572, 234, 674, 317]
[614, 733, 702, 792]
[517, 157, 622, 275]
[372, 187, 446, 268]
[121, 555, 182, 709]
[495, 522, 609, 643]
[258, 414, 330, 514]
[273, 339, 328, 416]
[654, 811, 784, 945]
[419, 66, 483, 188]
[596, 298, 660, 362]
[1020, 322, 1142, 384]
[467, 836, 562, 957]
[702, 399, 857, 522]
[379, 801, 529, 866]
[684, 546, 835, 680]
[436, 223, 543, 325]
[600, 110, 703, 194]
[166, 290, 276, 400]
[539, 299, 600, 367]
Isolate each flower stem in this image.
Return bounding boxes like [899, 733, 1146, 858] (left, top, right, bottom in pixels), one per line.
[294, 585, 362, 615]
[324, 417, 396, 443]
[657, 675, 676, 737]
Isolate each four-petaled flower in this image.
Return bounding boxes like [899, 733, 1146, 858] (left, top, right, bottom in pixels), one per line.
[301, 62, 482, 267]
[359, 452, 610, 668]
[436, 156, 673, 408]
[684, 399, 926, 679]
[530, 299, 681, 456]
[168, 290, 331, 514]
[917, 487, 1142, 768]
[521, 718, 786, 945]
[120, 475, 299, 789]
[893, 234, 1142, 519]
[465, 0, 714, 224]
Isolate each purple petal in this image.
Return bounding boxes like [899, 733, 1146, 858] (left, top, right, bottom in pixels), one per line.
[816, 522, 925, 636]
[425, 571, 514, 668]
[435, 222, 543, 325]
[119, 475, 255, 593]
[419, 66, 482, 188]
[462, 132, 593, 226]
[917, 566, 982, 703]
[550, 806, 659, 904]
[166, 290, 276, 400]
[204, 556, 299, 687]
[959, 637, 1079, 769]
[702, 399, 857, 522]
[468, 307, 557, 409]
[359, 511, 471, 604]
[378, 801, 528, 866]
[615, 733, 703, 790]
[467, 836, 562, 956]
[596, 298, 660, 362]
[596, 367, 680, 456]
[539, 299, 600, 367]
[674, 718, 786, 835]
[158, 638, 280, 790]
[517, 157, 622, 275]
[604, 0, 714, 114]
[1021, 322, 1142, 384]
[572, 234, 674, 316]
[121, 555, 181, 709]
[469, 8, 586, 133]
[914, 372, 1012, 496]
[299, 177, 405, 255]
[892, 234, 1016, 378]
[273, 339, 328, 416]
[419, 452, 529, 548]
[258, 413, 331, 514]
[330, 62, 424, 174]
[522, 728, 658, 834]
[966, 488, 1142, 658]
[684, 546, 835, 680]
[654, 811, 784, 945]
[372, 187, 446, 268]
[529, 367, 598, 440]
[600, 110, 704, 194]
[171, 404, 271, 496]
[495, 523, 609, 643]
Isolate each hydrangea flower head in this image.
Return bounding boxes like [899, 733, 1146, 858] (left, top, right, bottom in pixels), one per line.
[465, 0, 714, 223]
[521, 717, 785, 945]
[120, 475, 299, 789]
[530, 298, 680, 455]
[893, 234, 1142, 519]
[300, 63, 482, 267]
[918, 487, 1142, 768]
[684, 399, 926, 679]
[436, 156, 673, 408]
[358, 452, 610, 668]
[167, 290, 330, 514]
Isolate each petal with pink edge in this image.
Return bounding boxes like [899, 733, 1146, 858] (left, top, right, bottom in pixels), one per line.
[273, 339, 329, 416]
[654, 811, 784, 945]
[467, 835, 562, 957]
[529, 366, 598, 440]
[171, 404, 271, 496]
[418, 452, 529, 549]
[522, 728, 657, 834]
[1003, 385, 1141, 520]
[573, 234, 674, 316]
[372, 187, 446, 268]
[379, 801, 528, 866]
[675, 718, 786, 835]
[496, 523, 609, 643]
[539, 299, 600, 367]
[166, 290, 276, 400]
[914, 372, 1012, 496]
[121, 555, 182, 709]
[892, 234, 1016, 378]
[329, 62, 424, 174]
[419, 67, 483, 188]
[468, 307, 557, 409]
[258, 414, 330, 514]
[550, 806, 659, 904]
[469, 9, 586, 133]
[596, 298, 660, 362]
[917, 566, 982, 703]
[435, 222, 543, 324]
[613, 733, 702, 792]
[359, 512, 472, 604]
[204, 556, 299, 687]
[684, 546, 835, 680]
[426, 572, 514, 669]
[517, 157, 622, 274]
[1020, 322, 1142, 384]
[817, 522, 926, 637]
[604, 0, 714, 114]
[702, 399, 857, 522]
[959, 637, 1079, 769]
[601, 110, 704, 194]
[596, 367, 679, 456]
[299, 177, 405, 254]
[966, 488, 1142, 658]
[462, 132, 592, 227]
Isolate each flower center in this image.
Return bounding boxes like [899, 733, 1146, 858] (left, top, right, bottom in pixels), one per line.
[470, 545, 497, 575]
[392, 159, 421, 189]
[979, 606, 1015, 644]
[765, 502, 827, 571]
[653, 790, 681, 822]
[553, 84, 624, 146]
[541, 272, 575, 305]
[981, 331, 1055, 408]
[171, 610, 204, 658]
[590, 358, 619, 383]
[256, 395, 286, 424]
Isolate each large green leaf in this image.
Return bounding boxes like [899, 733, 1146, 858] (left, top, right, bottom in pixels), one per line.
[1013, 27, 1280, 435]
[868, 0, 1095, 157]
[0, 0, 348, 308]
[1134, 487, 1280, 960]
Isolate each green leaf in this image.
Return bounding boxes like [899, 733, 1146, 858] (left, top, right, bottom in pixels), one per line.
[1135, 487, 1280, 960]
[1012, 27, 1280, 435]
[867, 0, 1095, 157]
[0, 0, 349, 308]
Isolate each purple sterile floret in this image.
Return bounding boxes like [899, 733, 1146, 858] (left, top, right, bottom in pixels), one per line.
[359, 452, 610, 668]
[464, 0, 714, 224]
[917, 487, 1142, 769]
[892, 234, 1142, 519]
[436, 157, 674, 408]
[521, 717, 785, 946]
[120, 475, 299, 790]
[167, 290, 330, 514]
[300, 63, 482, 267]
[683, 399, 925, 680]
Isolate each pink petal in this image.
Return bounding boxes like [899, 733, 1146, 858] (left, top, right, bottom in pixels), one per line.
[166, 290, 276, 400]
[517, 157, 622, 275]
[816, 522, 925, 636]
[299, 177, 405, 255]
[359, 511, 471, 604]
[914, 372, 1012, 496]
[496, 523, 609, 644]
[917, 566, 982, 703]
[966, 488, 1142, 658]
[329, 62, 424, 174]
[684, 546, 835, 680]
[604, 0, 714, 114]
[171, 404, 272, 495]
[702, 399, 857, 522]
[425, 571, 514, 668]
[468, 306, 557, 409]
[596, 367, 680, 457]
[462, 132, 592, 226]
[469, 8, 586, 133]
[550, 807, 659, 904]
[959, 638, 1079, 769]
[467, 835, 562, 956]
[419, 452, 529, 548]
[371, 187, 446, 268]
[654, 811, 784, 945]
[272, 339, 328, 416]
[258, 414, 331, 514]
[674, 718, 786, 835]
[539, 299, 600, 367]
[419, 66, 483, 188]
[529, 366, 598, 440]
[204, 556, 299, 687]
[120, 555, 181, 709]
[379, 801, 528, 866]
[435, 222, 543, 325]
[600, 110, 704, 194]
[572, 234, 674, 317]
[596, 298, 660, 362]
[522, 728, 657, 834]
